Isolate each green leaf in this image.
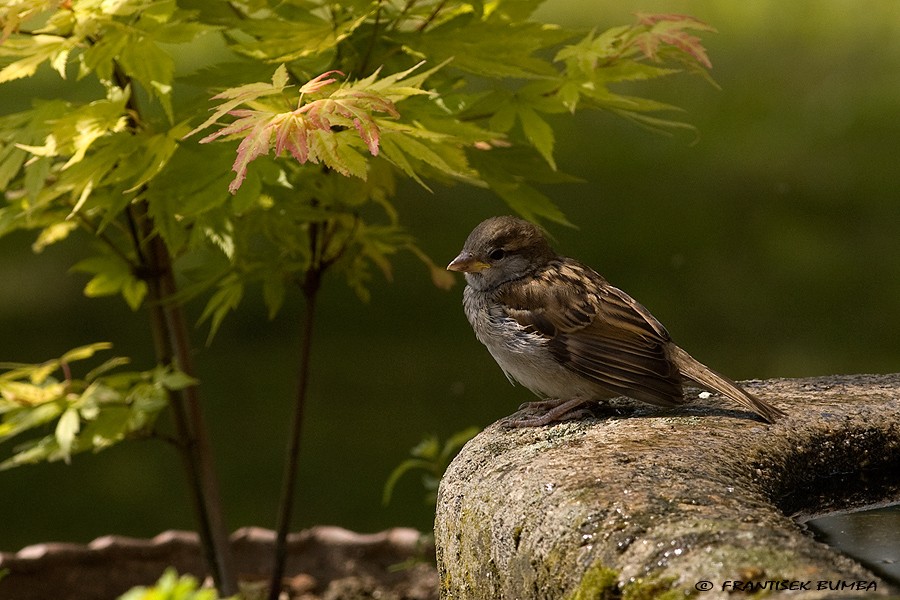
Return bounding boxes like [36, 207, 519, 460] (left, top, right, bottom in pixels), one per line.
[27, 361, 60, 386]
[0, 380, 66, 407]
[85, 357, 132, 382]
[226, 10, 370, 63]
[79, 28, 130, 81]
[118, 37, 176, 121]
[0, 145, 26, 194]
[310, 128, 368, 179]
[121, 278, 149, 311]
[488, 101, 517, 133]
[402, 14, 571, 79]
[124, 124, 191, 194]
[155, 368, 198, 391]
[0, 402, 64, 441]
[55, 408, 80, 462]
[610, 107, 699, 138]
[144, 143, 235, 251]
[355, 60, 444, 101]
[0, 35, 74, 83]
[262, 275, 286, 319]
[118, 568, 218, 600]
[516, 106, 556, 170]
[382, 458, 435, 505]
[31, 221, 78, 253]
[407, 244, 456, 291]
[383, 427, 480, 506]
[492, 178, 570, 226]
[126, 383, 168, 423]
[0, 344, 175, 469]
[198, 276, 244, 342]
[468, 147, 577, 225]
[81, 405, 131, 450]
[11, 87, 130, 191]
[594, 60, 680, 84]
[71, 256, 145, 310]
[0, 436, 59, 471]
[410, 435, 441, 460]
[377, 136, 428, 188]
[379, 124, 479, 185]
[82, 269, 123, 298]
[60, 342, 114, 364]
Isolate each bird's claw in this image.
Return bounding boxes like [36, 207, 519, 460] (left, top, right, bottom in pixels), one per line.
[517, 399, 566, 411]
[503, 397, 595, 428]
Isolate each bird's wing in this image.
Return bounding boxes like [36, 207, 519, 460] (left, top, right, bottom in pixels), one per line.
[497, 259, 684, 406]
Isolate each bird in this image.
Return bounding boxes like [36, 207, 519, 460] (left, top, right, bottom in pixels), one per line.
[446, 215, 785, 427]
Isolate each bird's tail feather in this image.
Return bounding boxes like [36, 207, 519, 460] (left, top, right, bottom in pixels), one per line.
[670, 345, 785, 423]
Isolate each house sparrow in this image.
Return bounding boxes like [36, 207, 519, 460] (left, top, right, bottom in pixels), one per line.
[447, 215, 785, 426]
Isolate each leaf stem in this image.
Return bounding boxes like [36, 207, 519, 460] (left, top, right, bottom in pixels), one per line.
[417, 0, 447, 32]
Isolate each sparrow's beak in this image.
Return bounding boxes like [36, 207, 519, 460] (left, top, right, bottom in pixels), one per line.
[447, 251, 490, 273]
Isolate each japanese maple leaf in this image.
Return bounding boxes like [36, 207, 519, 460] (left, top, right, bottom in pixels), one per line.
[633, 13, 715, 69]
[191, 67, 401, 193]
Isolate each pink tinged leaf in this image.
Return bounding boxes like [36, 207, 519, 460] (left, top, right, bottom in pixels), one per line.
[307, 129, 344, 175]
[659, 31, 712, 69]
[633, 34, 657, 62]
[299, 100, 333, 131]
[353, 118, 380, 156]
[298, 70, 345, 96]
[342, 95, 397, 156]
[635, 13, 694, 26]
[325, 99, 382, 155]
[228, 122, 273, 194]
[345, 91, 400, 119]
[329, 100, 356, 121]
[632, 13, 715, 69]
[274, 114, 310, 163]
[273, 115, 291, 156]
[185, 65, 292, 141]
[634, 13, 716, 32]
[198, 110, 263, 143]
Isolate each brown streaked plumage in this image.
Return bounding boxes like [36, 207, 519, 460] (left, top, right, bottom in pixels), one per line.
[447, 215, 785, 426]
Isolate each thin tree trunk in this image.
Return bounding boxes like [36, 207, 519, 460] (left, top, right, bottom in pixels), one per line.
[134, 205, 237, 596]
[268, 265, 322, 600]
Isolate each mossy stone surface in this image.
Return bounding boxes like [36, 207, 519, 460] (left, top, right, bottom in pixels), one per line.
[435, 374, 900, 599]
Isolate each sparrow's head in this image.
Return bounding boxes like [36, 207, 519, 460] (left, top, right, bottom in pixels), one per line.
[447, 216, 556, 291]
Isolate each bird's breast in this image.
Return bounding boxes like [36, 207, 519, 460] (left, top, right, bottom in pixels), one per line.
[461, 286, 599, 400]
[462, 286, 543, 352]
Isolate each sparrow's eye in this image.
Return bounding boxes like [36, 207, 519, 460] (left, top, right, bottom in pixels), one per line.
[488, 248, 506, 260]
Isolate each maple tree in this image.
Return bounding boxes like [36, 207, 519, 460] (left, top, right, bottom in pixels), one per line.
[0, 1, 714, 596]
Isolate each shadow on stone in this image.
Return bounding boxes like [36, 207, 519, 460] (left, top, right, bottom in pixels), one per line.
[435, 374, 900, 599]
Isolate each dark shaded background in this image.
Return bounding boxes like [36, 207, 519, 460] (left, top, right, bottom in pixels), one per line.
[1, 0, 898, 550]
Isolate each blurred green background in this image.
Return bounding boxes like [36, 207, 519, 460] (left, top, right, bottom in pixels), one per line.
[1, 0, 898, 550]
